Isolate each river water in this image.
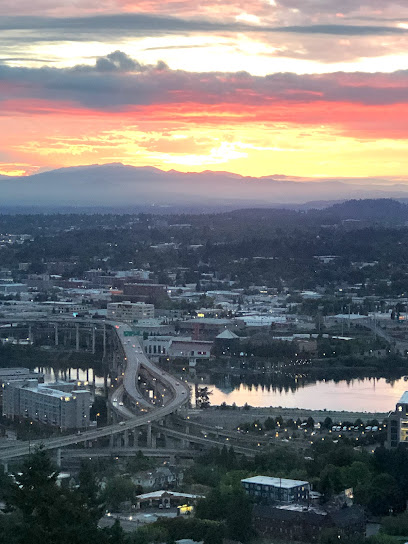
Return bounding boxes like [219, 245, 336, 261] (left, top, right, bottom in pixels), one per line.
[37, 365, 407, 412]
[204, 376, 407, 412]
[35, 367, 105, 388]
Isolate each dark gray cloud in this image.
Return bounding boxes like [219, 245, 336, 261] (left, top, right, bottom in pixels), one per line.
[0, 14, 406, 41]
[1, 52, 408, 110]
[274, 0, 408, 16]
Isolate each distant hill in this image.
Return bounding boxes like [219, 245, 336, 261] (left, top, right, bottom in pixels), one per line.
[2, 163, 408, 210]
[318, 199, 408, 223]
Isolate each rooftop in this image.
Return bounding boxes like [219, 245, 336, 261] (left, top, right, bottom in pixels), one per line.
[399, 391, 408, 404]
[0, 368, 31, 377]
[216, 329, 239, 340]
[241, 476, 309, 489]
[137, 490, 203, 500]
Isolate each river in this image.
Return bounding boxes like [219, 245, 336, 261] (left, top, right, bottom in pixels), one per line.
[194, 376, 408, 412]
[37, 365, 407, 412]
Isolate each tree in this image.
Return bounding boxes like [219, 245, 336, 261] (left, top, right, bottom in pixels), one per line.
[225, 490, 253, 543]
[306, 416, 315, 429]
[103, 476, 137, 511]
[196, 386, 212, 409]
[4, 447, 104, 544]
[322, 417, 333, 429]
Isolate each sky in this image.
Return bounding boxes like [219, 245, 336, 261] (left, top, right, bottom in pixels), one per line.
[1, 1, 408, 179]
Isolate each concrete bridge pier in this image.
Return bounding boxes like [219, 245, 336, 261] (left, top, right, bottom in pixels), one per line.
[2, 461, 8, 474]
[56, 448, 62, 467]
[92, 327, 96, 354]
[54, 323, 59, 346]
[75, 324, 80, 351]
[28, 324, 33, 344]
[146, 423, 152, 448]
[123, 430, 129, 448]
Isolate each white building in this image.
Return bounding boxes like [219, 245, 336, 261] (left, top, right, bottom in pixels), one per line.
[2, 380, 90, 430]
[107, 301, 154, 323]
[143, 336, 212, 363]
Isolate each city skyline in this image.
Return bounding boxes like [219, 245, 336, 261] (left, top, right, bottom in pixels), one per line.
[1, 0, 408, 181]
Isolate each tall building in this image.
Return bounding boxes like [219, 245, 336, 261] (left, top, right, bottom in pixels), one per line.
[2, 380, 90, 430]
[387, 392, 408, 448]
[107, 301, 154, 322]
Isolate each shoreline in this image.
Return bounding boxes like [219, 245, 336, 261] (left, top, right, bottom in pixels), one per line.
[188, 406, 388, 425]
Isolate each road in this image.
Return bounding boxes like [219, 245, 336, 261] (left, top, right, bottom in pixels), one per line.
[60, 447, 201, 459]
[0, 321, 190, 463]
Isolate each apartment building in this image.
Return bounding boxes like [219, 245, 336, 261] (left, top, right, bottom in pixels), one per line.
[2, 380, 90, 430]
[107, 301, 155, 322]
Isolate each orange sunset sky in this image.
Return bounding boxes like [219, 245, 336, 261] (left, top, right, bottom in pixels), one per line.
[1, 0, 408, 179]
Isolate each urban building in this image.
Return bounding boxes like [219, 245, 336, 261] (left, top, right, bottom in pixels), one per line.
[253, 504, 365, 542]
[41, 301, 91, 315]
[107, 301, 155, 322]
[2, 379, 90, 430]
[213, 329, 241, 356]
[241, 476, 310, 504]
[116, 283, 169, 305]
[0, 368, 43, 387]
[387, 391, 408, 447]
[178, 318, 242, 340]
[143, 336, 213, 364]
[0, 283, 28, 294]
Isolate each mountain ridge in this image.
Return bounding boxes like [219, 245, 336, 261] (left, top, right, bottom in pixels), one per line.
[2, 163, 408, 209]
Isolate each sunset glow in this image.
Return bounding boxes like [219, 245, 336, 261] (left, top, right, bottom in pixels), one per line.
[1, 0, 408, 179]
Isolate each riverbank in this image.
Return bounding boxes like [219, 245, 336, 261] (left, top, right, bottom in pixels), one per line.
[188, 406, 388, 428]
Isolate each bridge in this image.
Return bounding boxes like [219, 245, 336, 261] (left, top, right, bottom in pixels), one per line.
[0, 319, 264, 469]
[0, 320, 193, 468]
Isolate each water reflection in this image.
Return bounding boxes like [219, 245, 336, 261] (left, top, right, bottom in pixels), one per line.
[35, 366, 105, 388]
[203, 373, 407, 412]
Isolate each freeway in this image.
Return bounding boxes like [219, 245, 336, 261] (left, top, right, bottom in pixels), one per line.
[60, 448, 201, 459]
[112, 323, 189, 417]
[173, 416, 269, 445]
[152, 425, 258, 456]
[0, 321, 190, 463]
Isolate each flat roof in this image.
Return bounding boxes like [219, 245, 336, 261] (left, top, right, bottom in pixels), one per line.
[0, 368, 31, 376]
[21, 385, 72, 399]
[137, 490, 203, 500]
[277, 504, 327, 515]
[241, 476, 309, 489]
